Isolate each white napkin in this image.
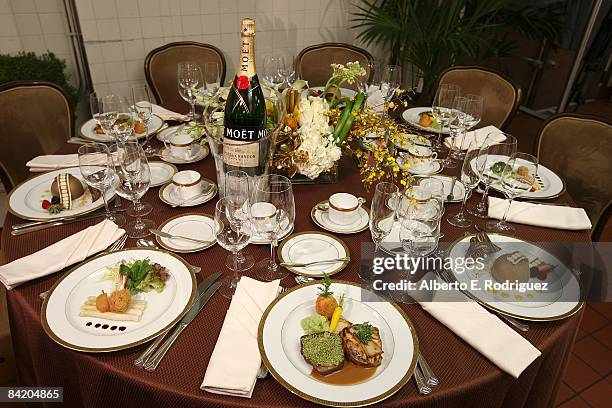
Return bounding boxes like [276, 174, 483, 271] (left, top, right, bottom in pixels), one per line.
[0, 220, 125, 290]
[420, 288, 541, 378]
[488, 197, 592, 230]
[201, 277, 280, 398]
[151, 103, 188, 121]
[444, 125, 505, 150]
[365, 85, 385, 114]
[27, 152, 119, 172]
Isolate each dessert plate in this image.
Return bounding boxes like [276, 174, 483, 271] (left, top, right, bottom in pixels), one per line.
[149, 161, 178, 187]
[158, 178, 217, 207]
[155, 213, 217, 252]
[277, 231, 350, 277]
[160, 144, 209, 164]
[80, 115, 164, 142]
[311, 201, 369, 234]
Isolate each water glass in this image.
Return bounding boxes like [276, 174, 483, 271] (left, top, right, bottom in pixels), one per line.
[447, 142, 483, 228]
[224, 170, 255, 272]
[177, 62, 203, 119]
[131, 84, 156, 156]
[431, 83, 461, 152]
[400, 198, 442, 257]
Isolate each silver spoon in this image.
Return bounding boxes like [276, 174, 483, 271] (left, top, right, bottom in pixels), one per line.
[136, 239, 201, 274]
[446, 176, 457, 201]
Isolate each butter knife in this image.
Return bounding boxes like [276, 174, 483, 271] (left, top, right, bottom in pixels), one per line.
[280, 257, 350, 268]
[11, 209, 128, 236]
[144, 281, 222, 371]
[149, 229, 213, 246]
[135, 271, 223, 367]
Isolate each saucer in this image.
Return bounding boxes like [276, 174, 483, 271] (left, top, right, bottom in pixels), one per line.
[156, 125, 181, 142]
[160, 144, 209, 164]
[397, 156, 443, 176]
[156, 213, 217, 253]
[311, 200, 369, 234]
[149, 161, 178, 187]
[158, 178, 217, 207]
[277, 231, 350, 277]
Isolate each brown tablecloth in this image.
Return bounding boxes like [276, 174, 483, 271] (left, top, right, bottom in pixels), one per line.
[3, 141, 588, 408]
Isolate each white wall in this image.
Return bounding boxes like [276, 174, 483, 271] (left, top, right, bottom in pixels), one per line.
[75, 0, 359, 97]
[0, 0, 77, 86]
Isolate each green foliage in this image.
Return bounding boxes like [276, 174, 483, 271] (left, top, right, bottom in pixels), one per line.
[0, 51, 79, 106]
[351, 0, 563, 99]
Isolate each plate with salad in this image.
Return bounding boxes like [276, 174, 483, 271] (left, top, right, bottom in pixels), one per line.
[401, 107, 450, 134]
[42, 248, 196, 352]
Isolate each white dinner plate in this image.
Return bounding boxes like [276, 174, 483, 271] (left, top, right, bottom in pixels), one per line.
[396, 156, 443, 176]
[158, 178, 217, 207]
[160, 144, 209, 164]
[303, 86, 357, 99]
[401, 107, 449, 134]
[80, 115, 164, 142]
[155, 213, 217, 252]
[149, 161, 178, 187]
[42, 248, 196, 352]
[447, 234, 583, 321]
[277, 231, 350, 277]
[311, 201, 369, 234]
[7, 167, 115, 221]
[471, 154, 566, 200]
[259, 281, 418, 407]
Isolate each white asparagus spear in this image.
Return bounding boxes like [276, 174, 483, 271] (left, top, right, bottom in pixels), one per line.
[79, 310, 142, 321]
[80, 305, 143, 316]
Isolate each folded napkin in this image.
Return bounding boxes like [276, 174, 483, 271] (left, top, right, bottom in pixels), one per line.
[420, 288, 541, 378]
[201, 277, 280, 398]
[27, 152, 119, 172]
[365, 85, 385, 114]
[0, 220, 125, 290]
[151, 103, 188, 121]
[444, 125, 505, 150]
[488, 197, 592, 230]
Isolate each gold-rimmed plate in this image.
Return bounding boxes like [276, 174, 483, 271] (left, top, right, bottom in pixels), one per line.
[7, 167, 115, 221]
[258, 280, 418, 407]
[158, 178, 217, 207]
[149, 161, 178, 187]
[80, 115, 164, 142]
[311, 201, 369, 234]
[41, 248, 196, 352]
[155, 213, 217, 253]
[446, 233, 583, 321]
[277, 231, 350, 277]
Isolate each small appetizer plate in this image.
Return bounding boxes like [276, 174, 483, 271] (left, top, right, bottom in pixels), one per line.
[401, 107, 449, 134]
[42, 248, 196, 352]
[259, 280, 418, 407]
[311, 200, 369, 234]
[80, 115, 164, 143]
[158, 178, 217, 207]
[149, 161, 178, 187]
[159, 144, 209, 164]
[277, 231, 350, 277]
[155, 213, 217, 253]
[396, 156, 443, 176]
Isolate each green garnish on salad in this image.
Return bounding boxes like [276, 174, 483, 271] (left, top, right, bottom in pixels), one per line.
[102, 258, 169, 295]
[490, 161, 511, 176]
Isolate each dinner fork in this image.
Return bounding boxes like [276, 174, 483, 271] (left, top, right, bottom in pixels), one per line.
[38, 234, 128, 300]
[413, 364, 431, 395]
[418, 354, 439, 387]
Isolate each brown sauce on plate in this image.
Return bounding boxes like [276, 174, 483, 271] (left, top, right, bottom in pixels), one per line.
[311, 360, 377, 385]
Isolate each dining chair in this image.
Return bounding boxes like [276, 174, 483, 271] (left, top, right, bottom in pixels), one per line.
[144, 41, 226, 114]
[0, 81, 74, 190]
[437, 65, 522, 129]
[592, 200, 612, 242]
[296, 43, 375, 90]
[536, 113, 612, 223]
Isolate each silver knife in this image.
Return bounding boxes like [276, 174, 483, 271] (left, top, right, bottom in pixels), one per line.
[134, 270, 223, 367]
[149, 229, 212, 246]
[144, 280, 222, 371]
[12, 208, 128, 233]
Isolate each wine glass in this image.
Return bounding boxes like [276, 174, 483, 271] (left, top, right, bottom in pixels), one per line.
[101, 94, 133, 143]
[215, 197, 253, 298]
[417, 177, 445, 208]
[131, 84, 157, 157]
[358, 60, 380, 94]
[447, 142, 483, 228]
[399, 198, 443, 257]
[89, 91, 102, 125]
[224, 170, 255, 272]
[462, 94, 484, 130]
[251, 174, 295, 281]
[204, 62, 221, 92]
[97, 93, 119, 139]
[78, 143, 125, 226]
[262, 55, 282, 87]
[467, 132, 517, 218]
[441, 96, 467, 168]
[177, 62, 203, 120]
[278, 54, 295, 87]
[380, 65, 401, 116]
[431, 83, 461, 152]
[114, 142, 155, 238]
[486, 153, 538, 235]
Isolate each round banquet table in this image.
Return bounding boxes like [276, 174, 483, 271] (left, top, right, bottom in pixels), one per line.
[3, 137, 588, 408]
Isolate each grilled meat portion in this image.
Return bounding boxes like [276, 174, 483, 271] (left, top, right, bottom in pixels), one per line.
[300, 332, 345, 375]
[341, 325, 383, 367]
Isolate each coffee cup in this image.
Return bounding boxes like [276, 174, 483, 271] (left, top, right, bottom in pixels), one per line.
[328, 193, 365, 225]
[407, 145, 437, 171]
[172, 170, 201, 200]
[164, 132, 195, 160]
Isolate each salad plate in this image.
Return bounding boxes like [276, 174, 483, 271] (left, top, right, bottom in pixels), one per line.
[259, 280, 418, 407]
[277, 231, 350, 277]
[401, 107, 450, 134]
[80, 115, 164, 143]
[149, 161, 178, 187]
[446, 234, 583, 321]
[155, 213, 217, 253]
[7, 167, 115, 221]
[42, 248, 196, 352]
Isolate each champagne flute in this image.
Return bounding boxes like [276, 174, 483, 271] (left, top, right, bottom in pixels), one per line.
[486, 153, 538, 235]
[216, 197, 252, 298]
[447, 142, 483, 228]
[177, 62, 203, 120]
[467, 132, 517, 218]
[204, 62, 221, 92]
[380, 65, 401, 116]
[463, 94, 484, 130]
[278, 54, 295, 87]
[78, 143, 125, 226]
[131, 84, 157, 157]
[431, 83, 461, 152]
[441, 96, 467, 168]
[262, 55, 282, 87]
[224, 170, 255, 272]
[251, 175, 294, 281]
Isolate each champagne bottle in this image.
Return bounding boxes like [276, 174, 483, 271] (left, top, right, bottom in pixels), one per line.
[223, 18, 269, 176]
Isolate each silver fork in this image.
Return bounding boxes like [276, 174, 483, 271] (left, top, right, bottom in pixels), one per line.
[413, 364, 431, 395]
[418, 354, 439, 387]
[39, 234, 128, 300]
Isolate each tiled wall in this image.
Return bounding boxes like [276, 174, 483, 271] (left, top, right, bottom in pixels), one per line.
[75, 0, 359, 97]
[0, 0, 77, 85]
